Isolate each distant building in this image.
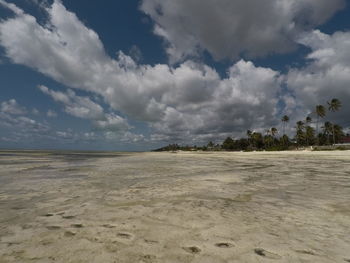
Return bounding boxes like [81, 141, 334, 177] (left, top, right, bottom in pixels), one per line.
[339, 136, 350, 144]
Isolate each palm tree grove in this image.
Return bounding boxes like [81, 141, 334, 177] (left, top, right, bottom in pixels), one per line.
[155, 98, 348, 151]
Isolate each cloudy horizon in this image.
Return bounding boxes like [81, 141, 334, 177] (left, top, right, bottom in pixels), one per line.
[0, 0, 349, 151]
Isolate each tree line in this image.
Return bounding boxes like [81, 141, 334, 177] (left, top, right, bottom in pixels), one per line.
[154, 98, 348, 152]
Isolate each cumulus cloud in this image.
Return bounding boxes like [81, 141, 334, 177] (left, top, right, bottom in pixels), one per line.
[32, 108, 40, 115]
[93, 113, 130, 132]
[140, 0, 345, 62]
[128, 45, 143, 62]
[46, 109, 57, 118]
[151, 60, 281, 142]
[1, 99, 27, 115]
[38, 85, 104, 120]
[0, 98, 54, 143]
[0, 99, 52, 143]
[0, 0, 110, 92]
[0, 111, 50, 133]
[105, 131, 145, 143]
[38, 85, 130, 131]
[0, 98, 140, 146]
[0, 0, 289, 143]
[287, 30, 350, 127]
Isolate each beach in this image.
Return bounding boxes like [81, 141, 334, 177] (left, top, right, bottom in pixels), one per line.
[0, 150, 349, 262]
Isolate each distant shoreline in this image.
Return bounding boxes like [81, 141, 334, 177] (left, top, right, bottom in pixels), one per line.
[0, 149, 146, 153]
[1, 148, 349, 154]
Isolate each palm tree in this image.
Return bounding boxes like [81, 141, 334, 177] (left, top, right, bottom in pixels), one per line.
[264, 129, 270, 148]
[281, 115, 289, 135]
[271, 127, 278, 147]
[328, 98, 341, 111]
[251, 132, 263, 149]
[322, 121, 333, 145]
[327, 98, 342, 145]
[304, 116, 312, 146]
[296, 121, 304, 129]
[264, 135, 273, 149]
[246, 130, 252, 148]
[296, 121, 305, 146]
[305, 126, 315, 146]
[271, 127, 277, 138]
[280, 134, 290, 148]
[333, 124, 344, 143]
[246, 130, 252, 138]
[315, 105, 326, 145]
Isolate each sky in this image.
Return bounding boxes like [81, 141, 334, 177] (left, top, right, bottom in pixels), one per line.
[0, 0, 350, 151]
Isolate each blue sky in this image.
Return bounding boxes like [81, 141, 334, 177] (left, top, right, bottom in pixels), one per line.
[0, 0, 349, 151]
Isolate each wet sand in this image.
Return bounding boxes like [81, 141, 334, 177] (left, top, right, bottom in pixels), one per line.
[0, 150, 349, 262]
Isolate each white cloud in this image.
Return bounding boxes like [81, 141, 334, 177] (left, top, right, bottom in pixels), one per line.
[128, 45, 143, 62]
[287, 30, 350, 127]
[93, 113, 130, 132]
[105, 131, 145, 143]
[38, 85, 104, 120]
[151, 60, 281, 142]
[0, 0, 109, 92]
[0, 111, 50, 133]
[0, 99, 139, 146]
[0, 0, 24, 15]
[32, 108, 40, 115]
[0, 99, 27, 115]
[38, 85, 131, 131]
[47, 109, 57, 118]
[0, 0, 293, 143]
[140, 0, 345, 62]
[0, 98, 56, 143]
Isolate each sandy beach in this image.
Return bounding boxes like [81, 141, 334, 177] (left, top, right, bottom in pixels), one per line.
[0, 150, 349, 262]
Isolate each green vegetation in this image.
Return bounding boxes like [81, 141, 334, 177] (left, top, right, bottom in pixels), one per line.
[154, 98, 348, 152]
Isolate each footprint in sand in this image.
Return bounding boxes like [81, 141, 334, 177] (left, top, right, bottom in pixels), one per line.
[295, 249, 316, 256]
[141, 254, 157, 263]
[102, 224, 116, 228]
[183, 246, 201, 254]
[254, 248, 282, 259]
[64, 231, 76, 237]
[116, 232, 133, 239]
[46, 225, 61, 230]
[144, 239, 159, 245]
[233, 194, 252, 202]
[215, 242, 234, 248]
[42, 213, 54, 217]
[71, 223, 84, 228]
[62, 215, 75, 219]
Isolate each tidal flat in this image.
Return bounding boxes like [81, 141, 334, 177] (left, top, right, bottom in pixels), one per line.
[0, 150, 349, 262]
